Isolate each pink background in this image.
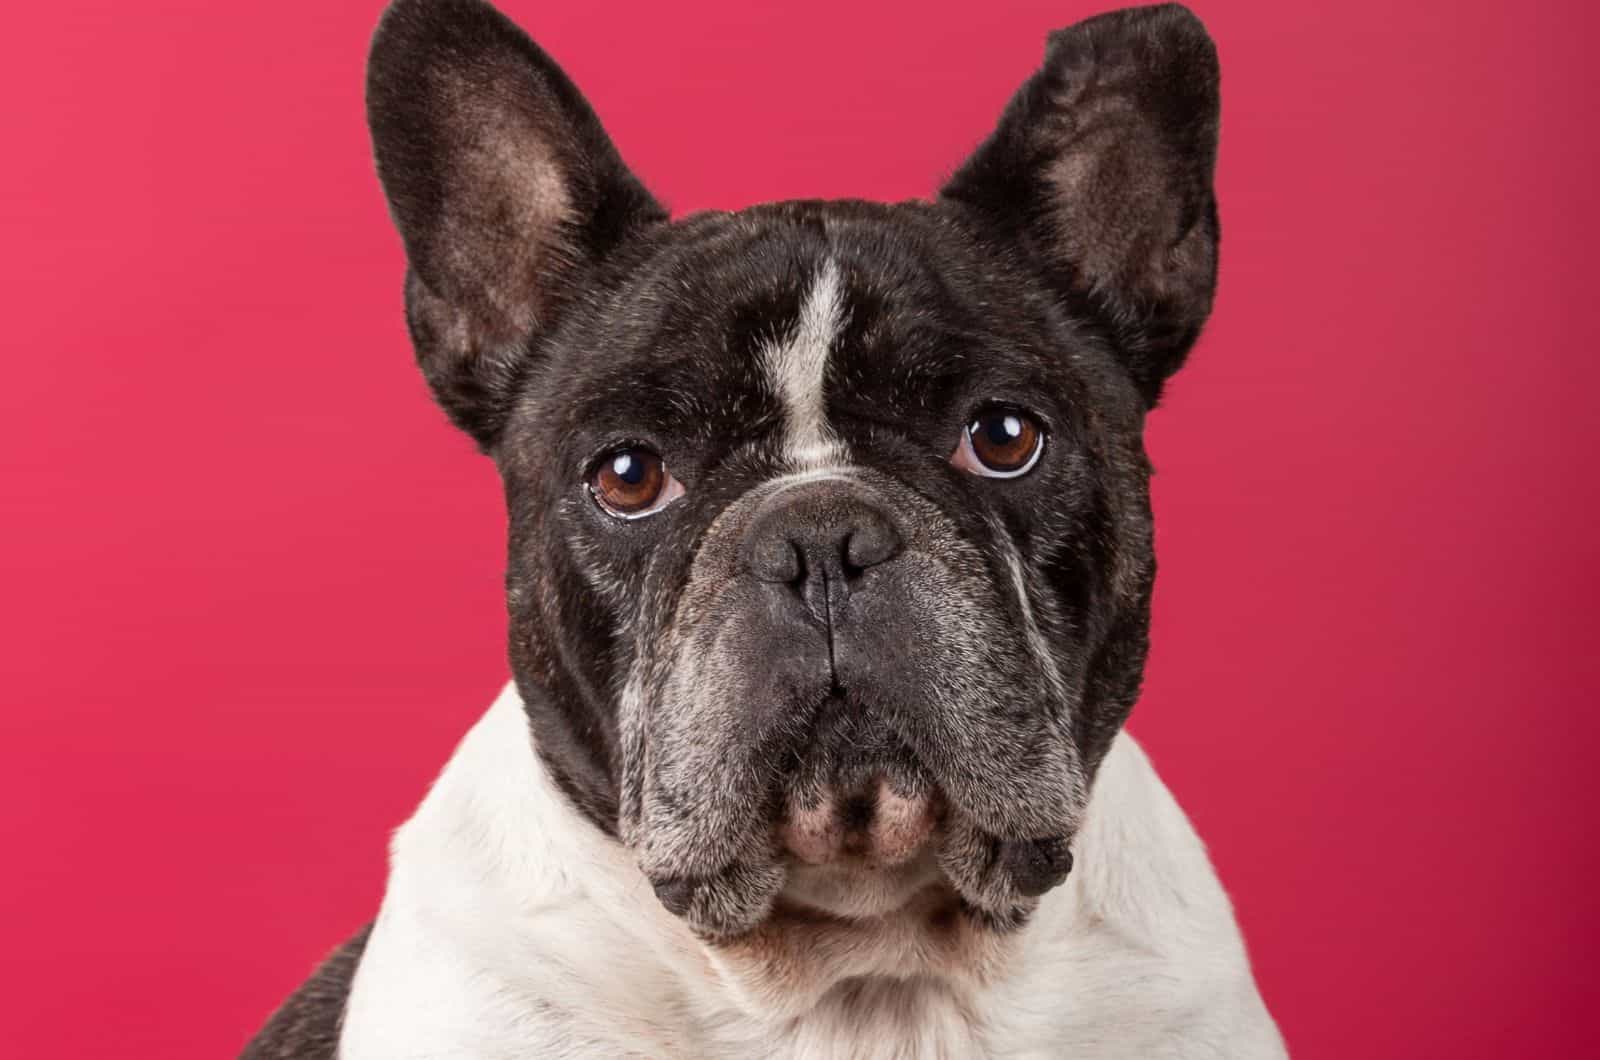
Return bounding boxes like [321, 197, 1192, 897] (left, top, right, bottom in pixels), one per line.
[3, 1, 1596, 1055]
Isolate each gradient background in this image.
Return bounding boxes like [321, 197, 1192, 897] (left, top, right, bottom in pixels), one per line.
[3, 0, 1596, 1056]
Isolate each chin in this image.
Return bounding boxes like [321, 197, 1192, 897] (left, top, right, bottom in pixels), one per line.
[778, 849, 950, 922]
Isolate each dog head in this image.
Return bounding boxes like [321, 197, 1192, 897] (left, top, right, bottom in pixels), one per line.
[366, 0, 1219, 941]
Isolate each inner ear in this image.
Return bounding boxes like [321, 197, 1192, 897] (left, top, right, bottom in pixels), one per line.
[941, 4, 1221, 408]
[366, 0, 666, 447]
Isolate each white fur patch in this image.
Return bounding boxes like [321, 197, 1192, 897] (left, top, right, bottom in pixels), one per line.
[760, 260, 849, 469]
[340, 684, 1285, 1058]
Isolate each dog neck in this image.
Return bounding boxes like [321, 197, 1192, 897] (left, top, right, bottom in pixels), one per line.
[343, 683, 1264, 1056]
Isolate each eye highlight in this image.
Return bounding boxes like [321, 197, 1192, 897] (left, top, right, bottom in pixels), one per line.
[952, 407, 1045, 478]
[589, 446, 685, 519]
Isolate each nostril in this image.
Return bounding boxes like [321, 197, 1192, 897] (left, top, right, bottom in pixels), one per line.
[749, 535, 803, 584]
[844, 521, 902, 572]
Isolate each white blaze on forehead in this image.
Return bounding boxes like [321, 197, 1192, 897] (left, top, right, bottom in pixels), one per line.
[760, 259, 849, 469]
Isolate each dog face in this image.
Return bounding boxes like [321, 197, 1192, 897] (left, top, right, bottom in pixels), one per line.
[367, 0, 1219, 941]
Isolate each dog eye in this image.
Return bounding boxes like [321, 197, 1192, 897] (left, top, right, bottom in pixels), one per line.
[952, 407, 1045, 478]
[590, 447, 685, 519]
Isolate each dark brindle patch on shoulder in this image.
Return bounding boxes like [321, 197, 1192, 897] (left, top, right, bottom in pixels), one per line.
[240, 925, 371, 1060]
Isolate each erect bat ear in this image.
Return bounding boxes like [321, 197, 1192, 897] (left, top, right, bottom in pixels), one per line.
[366, 0, 667, 447]
[941, 4, 1220, 408]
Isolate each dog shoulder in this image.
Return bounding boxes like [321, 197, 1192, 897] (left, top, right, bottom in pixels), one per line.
[339, 686, 699, 1058]
[241, 925, 371, 1060]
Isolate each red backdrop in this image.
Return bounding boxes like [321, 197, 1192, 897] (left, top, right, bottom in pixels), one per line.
[3, 1, 1595, 1055]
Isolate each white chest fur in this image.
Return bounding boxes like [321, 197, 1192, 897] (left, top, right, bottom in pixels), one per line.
[340, 685, 1283, 1058]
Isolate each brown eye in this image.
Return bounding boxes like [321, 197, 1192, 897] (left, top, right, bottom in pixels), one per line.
[952, 407, 1045, 478]
[590, 447, 684, 519]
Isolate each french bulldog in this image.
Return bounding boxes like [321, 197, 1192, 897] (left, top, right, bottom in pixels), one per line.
[245, 0, 1284, 1056]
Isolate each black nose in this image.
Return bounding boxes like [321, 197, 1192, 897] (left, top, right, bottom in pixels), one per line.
[742, 483, 902, 628]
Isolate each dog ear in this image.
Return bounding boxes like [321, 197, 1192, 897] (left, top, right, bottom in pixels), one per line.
[941, 4, 1220, 408]
[366, 0, 667, 448]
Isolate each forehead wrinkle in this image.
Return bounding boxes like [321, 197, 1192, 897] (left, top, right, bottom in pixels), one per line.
[759, 259, 849, 471]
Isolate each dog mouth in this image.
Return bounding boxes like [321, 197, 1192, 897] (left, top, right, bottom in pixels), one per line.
[778, 779, 1074, 920]
[649, 824, 1075, 943]
[772, 775, 948, 920]
[646, 758, 1078, 941]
